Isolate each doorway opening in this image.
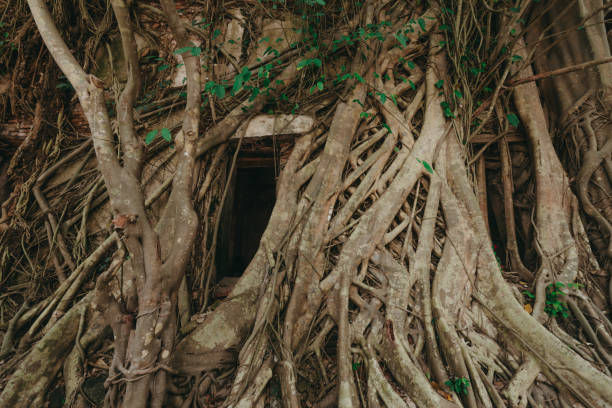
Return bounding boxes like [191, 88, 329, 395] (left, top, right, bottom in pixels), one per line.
[214, 140, 282, 297]
[225, 165, 276, 277]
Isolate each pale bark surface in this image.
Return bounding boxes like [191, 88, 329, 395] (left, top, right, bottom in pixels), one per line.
[0, 0, 611, 407]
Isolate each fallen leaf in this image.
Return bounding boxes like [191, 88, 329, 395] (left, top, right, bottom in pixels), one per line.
[524, 304, 533, 314]
[112, 214, 137, 229]
[112, 214, 129, 229]
[431, 381, 453, 400]
[435, 389, 453, 400]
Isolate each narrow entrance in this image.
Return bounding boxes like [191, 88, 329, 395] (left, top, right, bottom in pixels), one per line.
[226, 166, 276, 276]
[215, 142, 278, 296]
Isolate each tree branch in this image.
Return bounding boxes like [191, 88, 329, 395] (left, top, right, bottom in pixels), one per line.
[28, 0, 121, 189]
[508, 56, 612, 87]
[110, 0, 144, 178]
[158, 0, 200, 289]
[27, 0, 88, 94]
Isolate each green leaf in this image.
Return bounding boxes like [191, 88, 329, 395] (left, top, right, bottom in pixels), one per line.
[212, 29, 222, 40]
[241, 67, 252, 81]
[215, 84, 225, 99]
[417, 17, 426, 32]
[248, 87, 260, 102]
[408, 79, 416, 90]
[264, 46, 279, 56]
[205, 80, 217, 93]
[422, 160, 433, 174]
[454, 90, 463, 99]
[440, 101, 455, 118]
[297, 58, 322, 70]
[143, 55, 163, 62]
[406, 60, 415, 69]
[445, 378, 471, 395]
[376, 92, 387, 104]
[174, 46, 201, 57]
[317, 81, 324, 91]
[382, 123, 392, 133]
[507, 113, 520, 127]
[522, 290, 535, 299]
[161, 128, 172, 142]
[511, 54, 523, 62]
[157, 64, 170, 71]
[394, 32, 408, 48]
[360, 111, 369, 119]
[352, 362, 360, 370]
[145, 130, 158, 145]
[435, 79, 444, 89]
[354, 73, 365, 83]
[232, 76, 243, 95]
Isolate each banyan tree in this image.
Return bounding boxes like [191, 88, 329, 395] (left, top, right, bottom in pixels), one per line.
[0, 0, 611, 407]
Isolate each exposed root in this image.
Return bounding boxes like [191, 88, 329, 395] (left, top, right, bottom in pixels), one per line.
[2, 1, 611, 407]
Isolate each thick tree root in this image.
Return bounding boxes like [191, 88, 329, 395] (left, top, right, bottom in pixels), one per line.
[2, 1, 612, 407]
[0, 295, 91, 408]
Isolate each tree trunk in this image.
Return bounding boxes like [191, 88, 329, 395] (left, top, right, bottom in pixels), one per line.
[0, 0, 611, 407]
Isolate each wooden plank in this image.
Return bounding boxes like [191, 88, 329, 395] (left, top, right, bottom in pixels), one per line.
[232, 114, 315, 139]
[476, 155, 489, 232]
[237, 156, 275, 168]
[469, 133, 525, 144]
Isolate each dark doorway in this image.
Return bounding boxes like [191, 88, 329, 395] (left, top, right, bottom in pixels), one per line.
[216, 161, 276, 280]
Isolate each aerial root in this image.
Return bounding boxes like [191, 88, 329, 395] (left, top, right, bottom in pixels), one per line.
[0, 294, 92, 408]
[576, 112, 612, 258]
[363, 340, 416, 408]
